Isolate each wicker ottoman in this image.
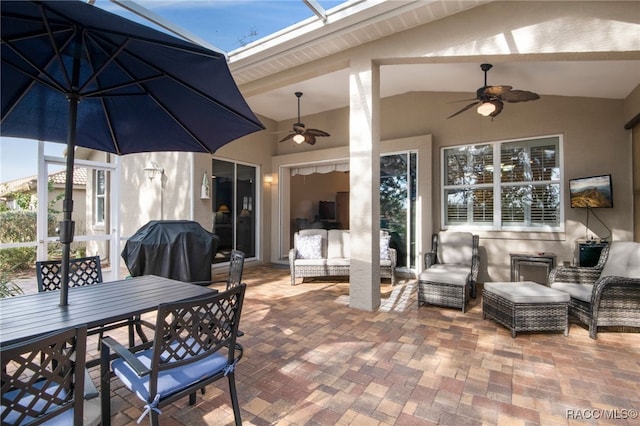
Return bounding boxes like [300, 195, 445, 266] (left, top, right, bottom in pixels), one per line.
[483, 281, 570, 337]
[418, 267, 470, 312]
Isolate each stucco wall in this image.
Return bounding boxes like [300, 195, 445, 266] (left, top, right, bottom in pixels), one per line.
[119, 151, 193, 237]
[391, 92, 631, 282]
[625, 83, 640, 124]
[271, 91, 633, 282]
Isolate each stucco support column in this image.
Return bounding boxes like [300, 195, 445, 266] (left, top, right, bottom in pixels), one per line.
[348, 58, 381, 311]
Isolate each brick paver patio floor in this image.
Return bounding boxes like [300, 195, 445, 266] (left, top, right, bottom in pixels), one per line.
[16, 264, 640, 425]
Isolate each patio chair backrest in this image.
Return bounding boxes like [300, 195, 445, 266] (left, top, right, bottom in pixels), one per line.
[1, 326, 88, 426]
[226, 250, 245, 290]
[150, 284, 246, 394]
[600, 241, 640, 278]
[36, 256, 103, 292]
[436, 232, 474, 266]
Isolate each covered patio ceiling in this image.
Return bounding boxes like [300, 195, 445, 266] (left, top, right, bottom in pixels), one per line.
[226, 0, 640, 122]
[102, 0, 640, 123]
[244, 60, 640, 122]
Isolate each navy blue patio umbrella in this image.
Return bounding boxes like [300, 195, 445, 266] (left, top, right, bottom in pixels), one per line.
[1, 0, 264, 306]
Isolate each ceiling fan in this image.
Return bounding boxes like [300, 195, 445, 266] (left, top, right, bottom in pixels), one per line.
[279, 92, 330, 145]
[448, 63, 540, 119]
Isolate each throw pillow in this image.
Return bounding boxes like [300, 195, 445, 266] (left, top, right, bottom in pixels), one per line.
[297, 234, 323, 259]
[380, 235, 391, 260]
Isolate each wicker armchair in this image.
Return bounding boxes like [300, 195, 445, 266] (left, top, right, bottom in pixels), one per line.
[549, 242, 640, 339]
[418, 232, 480, 312]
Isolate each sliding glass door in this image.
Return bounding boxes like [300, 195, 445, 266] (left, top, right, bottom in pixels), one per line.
[380, 152, 417, 269]
[211, 159, 256, 263]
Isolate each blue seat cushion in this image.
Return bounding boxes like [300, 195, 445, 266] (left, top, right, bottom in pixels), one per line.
[111, 343, 228, 403]
[1, 381, 74, 426]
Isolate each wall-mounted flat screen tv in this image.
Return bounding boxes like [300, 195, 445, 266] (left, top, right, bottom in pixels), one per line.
[569, 174, 613, 208]
[318, 201, 336, 221]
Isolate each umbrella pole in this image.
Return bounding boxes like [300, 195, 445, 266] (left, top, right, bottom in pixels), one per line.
[59, 33, 83, 307]
[59, 95, 78, 307]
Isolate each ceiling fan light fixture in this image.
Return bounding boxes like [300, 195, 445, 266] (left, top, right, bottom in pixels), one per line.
[293, 133, 306, 144]
[448, 64, 539, 120]
[477, 101, 496, 116]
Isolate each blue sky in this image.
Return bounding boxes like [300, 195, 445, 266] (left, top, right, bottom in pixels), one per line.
[1, 0, 342, 183]
[96, 0, 342, 52]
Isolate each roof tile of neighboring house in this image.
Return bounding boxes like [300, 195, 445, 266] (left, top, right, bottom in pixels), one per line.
[0, 168, 87, 197]
[48, 167, 87, 186]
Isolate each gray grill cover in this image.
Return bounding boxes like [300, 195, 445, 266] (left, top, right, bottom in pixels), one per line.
[122, 220, 218, 282]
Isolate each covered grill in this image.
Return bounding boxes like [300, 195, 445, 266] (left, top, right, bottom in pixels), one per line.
[122, 220, 219, 283]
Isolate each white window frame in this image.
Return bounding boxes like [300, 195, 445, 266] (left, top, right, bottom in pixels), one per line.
[441, 134, 564, 232]
[94, 169, 106, 226]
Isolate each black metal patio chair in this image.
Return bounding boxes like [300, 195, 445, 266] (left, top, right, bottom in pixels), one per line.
[100, 284, 247, 426]
[36, 256, 150, 348]
[1, 325, 100, 426]
[224, 250, 245, 290]
[192, 249, 245, 289]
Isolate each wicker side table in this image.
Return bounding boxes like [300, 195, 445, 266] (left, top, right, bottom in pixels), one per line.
[482, 281, 570, 337]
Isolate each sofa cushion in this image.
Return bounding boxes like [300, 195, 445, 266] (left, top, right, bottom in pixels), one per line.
[380, 235, 391, 260]
[600, 241, 640, 278]
[296, 234, 323, 259]
[294, 258, 328, 266]
[419, 264, 469, 286]
[437, 232, 473, 266]
[327, 230, 350, 258]
[326, 258, 350, 267]
[550, 282, 593, 302]
[296, 229, 327, 257]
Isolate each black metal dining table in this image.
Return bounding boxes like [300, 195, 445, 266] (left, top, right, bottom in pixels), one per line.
[0, 275, 216, 347]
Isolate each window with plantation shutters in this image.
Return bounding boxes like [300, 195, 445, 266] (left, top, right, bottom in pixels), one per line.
[443, 145, 494, 226]
[442, 135, 562, 231]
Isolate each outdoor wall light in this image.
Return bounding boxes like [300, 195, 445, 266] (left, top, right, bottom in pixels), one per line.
[293, 133, 306, 144]
[200, 171, 210, 199]
[144, 162, 164, 181]
[264, 173, 274, 184]
[477, 101, 496, 116]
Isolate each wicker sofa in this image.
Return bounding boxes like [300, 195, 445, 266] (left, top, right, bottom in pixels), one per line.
[549, 241, 640, 339]
[289, 229, 396, 285]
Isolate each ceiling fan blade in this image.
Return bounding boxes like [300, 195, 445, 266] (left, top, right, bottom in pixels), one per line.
[305, 134, 317, 145]
[305, 128, 330, 137]
[447, 101, 480, 119]
[484, 85, 512, 96]
[448, 97, 480, 104]
[279, 133, 295, 143]
[489, 100, 504, 118]
[501, 90, 540, 102]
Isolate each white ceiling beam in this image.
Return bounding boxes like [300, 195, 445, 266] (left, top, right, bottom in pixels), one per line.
[303, 0, 327, 22]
